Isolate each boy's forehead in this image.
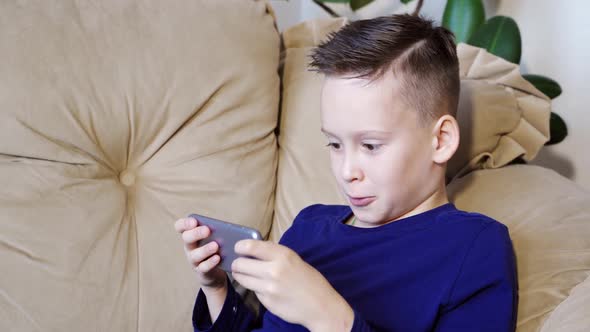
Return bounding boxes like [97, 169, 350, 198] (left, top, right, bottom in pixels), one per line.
[322, 72, 404, 97]
[321, 73, 405, 112]
[322, 75, 377, 88]
[320, 73, 421, 132]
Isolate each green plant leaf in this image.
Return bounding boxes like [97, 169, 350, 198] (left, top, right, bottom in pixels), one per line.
[546, 112, 568, 145]
[350, 0, 374, 10]
[316, 0, 350, 3]
[468, 15, 522, 64]
[400, 0, 415, 4]
[523, 74, 562, 99]
[442, 0, 485, 43]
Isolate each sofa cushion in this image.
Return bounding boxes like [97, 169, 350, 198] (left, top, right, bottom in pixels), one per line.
[447, 165, 590, 332]
[0, 1, 279, 331]
[271, 17, 551, 240]
[540, 274, 590, 332]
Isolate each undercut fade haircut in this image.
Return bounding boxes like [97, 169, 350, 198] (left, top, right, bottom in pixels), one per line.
[309, 14, 460, 125]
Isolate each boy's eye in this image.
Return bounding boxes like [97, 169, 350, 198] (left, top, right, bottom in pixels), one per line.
[362, 143, 380, 151]
[326, 142, 341, 150]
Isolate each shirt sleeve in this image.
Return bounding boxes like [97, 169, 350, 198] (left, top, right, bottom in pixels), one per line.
[192, 276, 261, 332]
[349, 310, 382, 332]
[434, 222, 519, 332]
[276, 204, 317, 248]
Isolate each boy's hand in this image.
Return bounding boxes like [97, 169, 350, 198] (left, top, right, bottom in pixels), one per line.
[231, 240, 354, 331]
[174, 217, 227, 292]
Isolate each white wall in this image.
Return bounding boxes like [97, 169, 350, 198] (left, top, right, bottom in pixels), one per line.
[269, 0, 590, 191]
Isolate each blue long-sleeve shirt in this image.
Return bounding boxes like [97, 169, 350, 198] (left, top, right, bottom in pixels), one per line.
[193, 203, 518, 331]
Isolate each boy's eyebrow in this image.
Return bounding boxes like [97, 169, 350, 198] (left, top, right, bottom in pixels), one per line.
[356, 130, 392, 137]
[320, 128, 392, 138]
[320, 128, 335, 136]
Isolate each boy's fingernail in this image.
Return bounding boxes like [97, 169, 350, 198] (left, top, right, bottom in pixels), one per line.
[236, 240, 250, 252]
[234, 241, 243, 252]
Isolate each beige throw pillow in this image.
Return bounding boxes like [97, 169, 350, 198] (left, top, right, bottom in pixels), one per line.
[451, 43, 551, 179]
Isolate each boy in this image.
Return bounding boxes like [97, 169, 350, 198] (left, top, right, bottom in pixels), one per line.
[175, 14, 518, 332]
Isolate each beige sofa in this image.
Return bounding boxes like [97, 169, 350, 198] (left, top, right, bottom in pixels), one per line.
[1, 1, 588, 331]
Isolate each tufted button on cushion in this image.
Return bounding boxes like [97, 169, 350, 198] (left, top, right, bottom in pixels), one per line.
[0, 1, 280, 331]
[119, 170, 136, 187]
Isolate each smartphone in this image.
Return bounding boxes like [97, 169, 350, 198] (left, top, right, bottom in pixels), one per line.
[188, 213, 262, 272]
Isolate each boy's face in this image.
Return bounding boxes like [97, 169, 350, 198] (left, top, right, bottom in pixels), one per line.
[320, 73, 439, 226]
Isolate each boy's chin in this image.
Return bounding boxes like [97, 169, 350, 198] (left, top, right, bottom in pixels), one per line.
[349, 207, 381, 224]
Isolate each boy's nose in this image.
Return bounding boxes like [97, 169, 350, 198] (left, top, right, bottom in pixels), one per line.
[341, 156, 363, 183]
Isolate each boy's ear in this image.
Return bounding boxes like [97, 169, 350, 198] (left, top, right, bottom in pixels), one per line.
[430, 115, 460, 164]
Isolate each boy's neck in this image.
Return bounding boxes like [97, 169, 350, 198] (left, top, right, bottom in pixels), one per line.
[385, 185, 450, 224]
[410, 187, 450, 216]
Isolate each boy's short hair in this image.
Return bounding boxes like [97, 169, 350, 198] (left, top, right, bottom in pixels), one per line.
[309, 14, 460, 125]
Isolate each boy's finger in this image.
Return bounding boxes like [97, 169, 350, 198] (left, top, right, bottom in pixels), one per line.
[196, 254, 221, 273]
[190, 242, 219, 265]
[174, 217, 197, 233]
[231, 271, 265, 294]
[182, 226, 210, 244]
[234, 240, 281, 261]
[231, 257, 268, 277]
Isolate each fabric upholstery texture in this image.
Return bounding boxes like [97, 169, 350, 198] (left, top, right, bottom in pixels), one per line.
[0, 1, 279, 331]
[540, 275, 590, 332]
